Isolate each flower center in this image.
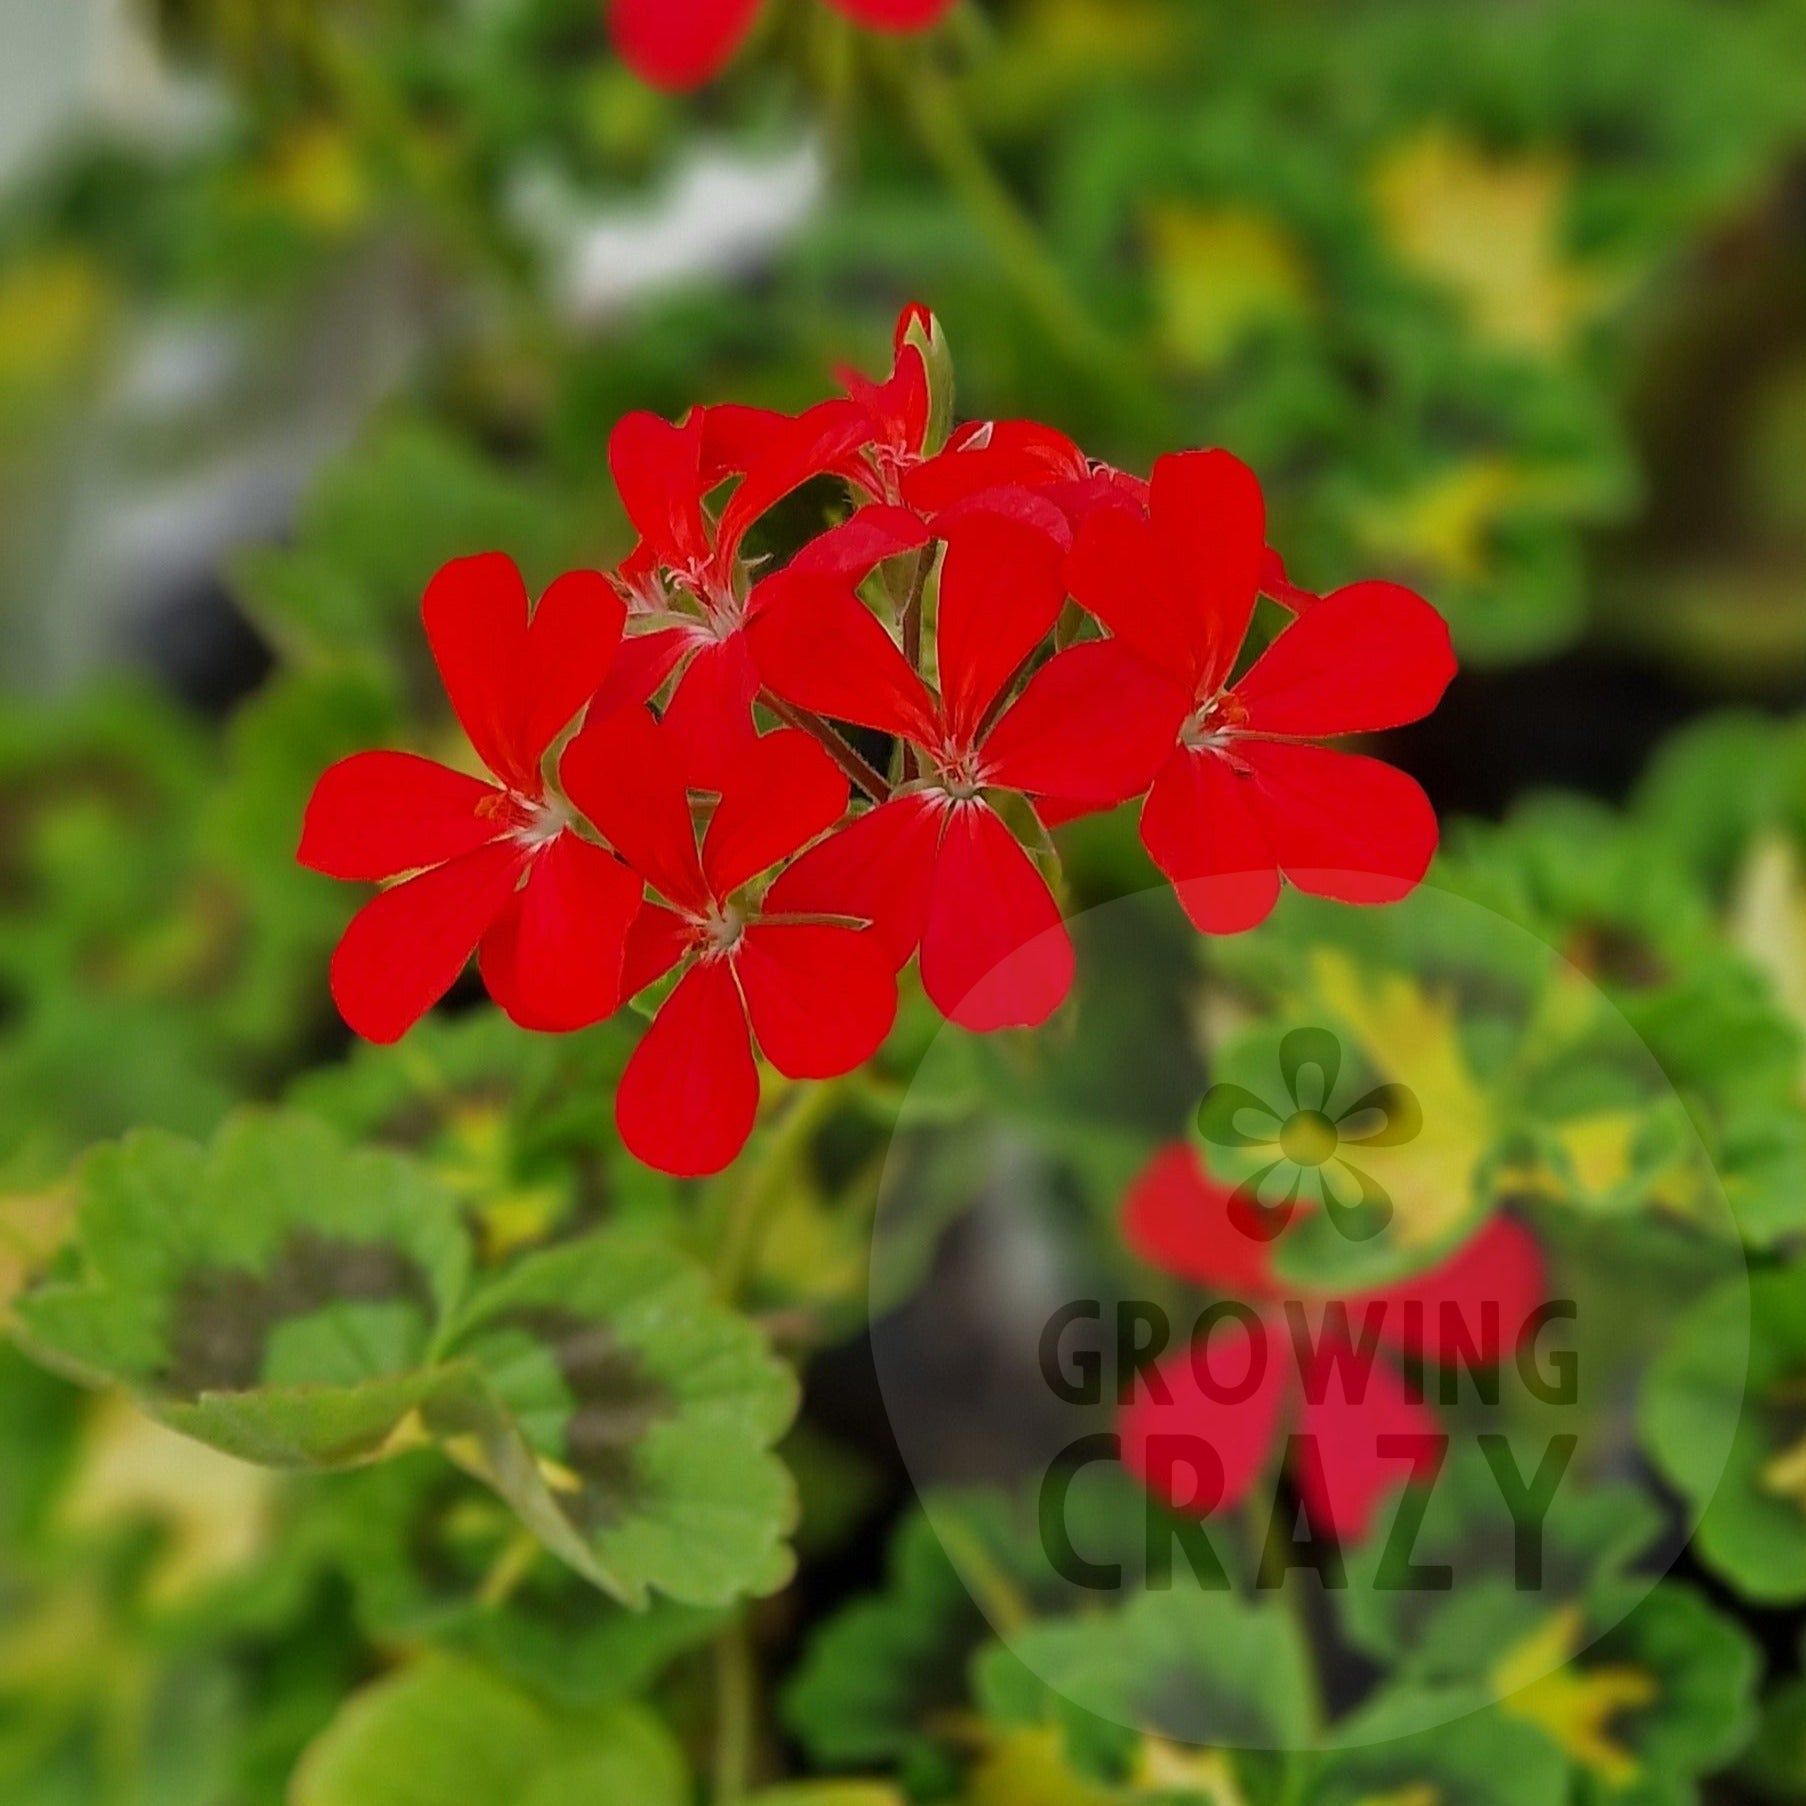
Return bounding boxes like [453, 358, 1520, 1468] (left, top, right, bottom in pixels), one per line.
[934, 744, 986, 800]
[1278, 1110, 1339, 1168]
[511, 795, 569, 850]
[702, 904, 745, 955]
[1179, 691, 1247, 750]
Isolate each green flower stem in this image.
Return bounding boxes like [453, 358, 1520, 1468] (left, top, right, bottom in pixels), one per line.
[711, 1617, 757, 1803]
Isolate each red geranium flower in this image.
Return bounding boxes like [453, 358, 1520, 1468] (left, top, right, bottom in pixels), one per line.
[298, 553, 641, 1044]
[1117, 1144, 1546, 1539]
[1068, 450, 1457, 935]
[749, 514, 1178, 1030]
[610, 0, 956, 92]
[560, 712, 898, 1176]
[601, 399, 869, 787]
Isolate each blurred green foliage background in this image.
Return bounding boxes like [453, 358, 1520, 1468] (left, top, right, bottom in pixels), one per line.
[3, 1, 1806, 1802]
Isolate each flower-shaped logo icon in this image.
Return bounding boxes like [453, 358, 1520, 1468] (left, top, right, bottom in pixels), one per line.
[1196, 1026, 1422, 1242]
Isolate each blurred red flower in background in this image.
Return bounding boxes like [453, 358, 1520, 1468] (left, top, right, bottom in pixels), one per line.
[610, 0, 957, 91]
[1117, 1143, 1547, 1539]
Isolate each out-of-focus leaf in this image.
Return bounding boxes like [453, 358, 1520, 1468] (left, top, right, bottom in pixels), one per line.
[290, 1654, 687, 1806]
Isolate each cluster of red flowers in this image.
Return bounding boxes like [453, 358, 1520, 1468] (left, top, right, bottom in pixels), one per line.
[1118, 1145, 1547, 1538]
[299, 304, 1455, 1176]
[609, 0, 957, 92]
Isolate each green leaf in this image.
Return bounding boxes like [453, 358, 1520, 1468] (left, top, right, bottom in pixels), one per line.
[1642, 1267, 1806, 1601]
[438, 1229, 799, 1607]
[13, 1111, 798, 1607]
[1315, 1689, 1568, 1805]
[290, 1655, 686, 1806]
[14, 1111, 468, 1467]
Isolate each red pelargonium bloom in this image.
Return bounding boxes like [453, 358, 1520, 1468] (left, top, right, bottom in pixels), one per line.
[601, 400, 868, 787]
[560, 712, 897, 1177]
[1068, 450, 1457, 935]
[611, 0, 955, 92]
[1117, 1144, 1546, 1539]
[298, 554, 641, 1044]
[749, 515, 1178, 1031]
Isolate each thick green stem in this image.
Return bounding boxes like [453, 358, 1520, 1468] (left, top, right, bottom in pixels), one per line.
[710, 1618, 756, 1803]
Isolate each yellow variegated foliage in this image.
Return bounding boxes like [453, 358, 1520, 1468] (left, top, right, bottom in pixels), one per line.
[1492, 1607, 1655, 1787]
[1370, 129, 1604, 354]
[1729, 835, 1806, 1034]
[1146, 204, 1312, 371]
[58, 1394, 277, 1609]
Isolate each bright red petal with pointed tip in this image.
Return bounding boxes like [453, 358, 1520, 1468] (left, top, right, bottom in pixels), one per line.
[560, 707, 709, 914]
[1120, 1317, 1291, 1517]
[830, 0, 956, 26]
[299, 751, 511, 882]
[330, 841, 529, 1044]
[616, 959, 760, 1176]
[1147, 449, 1266, 698]
[1294, 1331, 1442, 1541]
[901, 419, 1087, 516]
[747, 573, 939, 746]
[936, 515, 1067, 747]
[1240, 741, 1439, 906]
[1140, 746, 1281, 936]
[660, 630, 763, 792]
[610, 0, 763, 88]
[518, 570, 626, 766]
[1122, 1144, 1282, 1298]
[422, 553, 534, 793]
[609, 410, 710, 570]
[763, 793, 945, 966]
[1234, 581, 1455, 738]
[982, 640, 1188, 804]
[737, 923, 897, 1079]
[1358, 1214, 1547, 1367]
[703, 730, 847, 899]
[699, 402, 794, 480]
[919, 800, 1073, 1030]
[478, 834, 640, 1033]
[786, 506, 931, 579]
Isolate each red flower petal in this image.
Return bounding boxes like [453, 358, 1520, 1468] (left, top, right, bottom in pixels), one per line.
[982, 640, 1188, 804]
[609, 409, 710, 571]
[593, 624, 700, 717]
[517, 569, 627, 768]
[1234, 581, 1455, 738]
[1147, 449, 1266, 698]
[936, 514, 1067, 747]
[560, 707, 710, 914]
[737, 923, 897, 1078]
[1066, 505, 1190, 689]
[1239, 740, 1439, 906]
[747, 573, 939, 746]
[1122, 1144, 1282, 1298]
[610, 0, 763, 88]
[1293, 1329, 1443, 1540]
[478, 834, 641, 1033]
[699, 402, 795, 480]
[1357, 1213, 1547, 1368]
[901, 419, 1088, 517]
[714, 398, 870, 573]
[919, 799, 1073, 1030]
[660, 629, 762, 792]
[620, 902, 696, 999]
[422, 553, 536, 793]
[298, 751, 511, 882]
[1120, 1316, 1291, 1517]
[829, 0, 955, 26]
[786, 506, 931, 579]
[703, 729, 847, 898]
[763, 792, 945, 966]
[329, 840, 530, 1044]
[616, 958, 760, 1176]
[1140, 746, 1281, 935]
